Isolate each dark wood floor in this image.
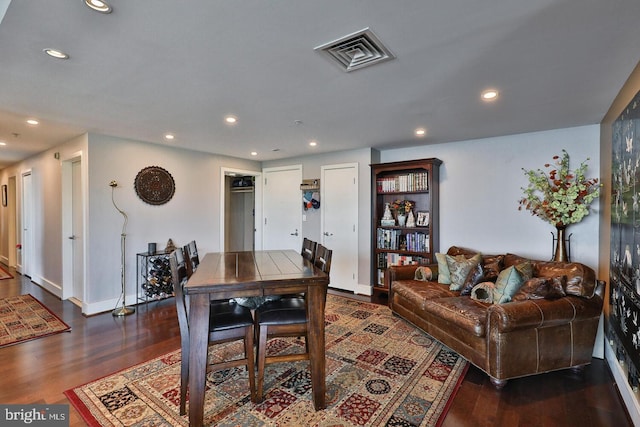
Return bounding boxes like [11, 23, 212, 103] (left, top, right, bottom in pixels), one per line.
[0, 269, 632, 426]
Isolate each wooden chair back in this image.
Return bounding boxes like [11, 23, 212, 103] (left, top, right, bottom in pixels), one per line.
[314, 244, 332, 275]
[301, 238, 317, 262]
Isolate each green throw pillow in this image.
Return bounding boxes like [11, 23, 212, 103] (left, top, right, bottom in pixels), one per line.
[446, 253, 482, 291]
[435, 253, 451, 284]
[493, 264, 525, 304]
[515, 260, 533, 281]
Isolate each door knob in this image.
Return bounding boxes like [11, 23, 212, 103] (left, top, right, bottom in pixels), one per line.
[68, 235, 76, 240]
[290, 229, 299, 236]
[323, 232, 333, 236]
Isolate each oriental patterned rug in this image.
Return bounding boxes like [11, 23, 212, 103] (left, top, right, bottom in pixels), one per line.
[65, 295, 468, 426]
[0, 294, 71, 347]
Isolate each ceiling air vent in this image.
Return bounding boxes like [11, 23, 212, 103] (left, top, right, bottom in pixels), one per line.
[314, 28, 395, 72]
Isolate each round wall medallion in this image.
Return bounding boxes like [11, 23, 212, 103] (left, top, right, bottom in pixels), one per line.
[134, 166, 175, 205]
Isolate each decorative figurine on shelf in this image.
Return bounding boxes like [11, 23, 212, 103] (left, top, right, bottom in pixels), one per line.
[406, 210, 416, 227]
[381, 202, 396, 226]
[165, 238, 177, 253]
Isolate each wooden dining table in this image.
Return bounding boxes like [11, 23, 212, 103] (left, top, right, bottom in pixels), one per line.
[184, 249, 330, 426]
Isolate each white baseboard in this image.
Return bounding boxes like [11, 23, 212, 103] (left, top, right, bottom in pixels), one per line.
[33, 275, 62, 298]
[605, 341, 640, 426]
[83, 292, 138, 316]
[354, 283, 372, 296]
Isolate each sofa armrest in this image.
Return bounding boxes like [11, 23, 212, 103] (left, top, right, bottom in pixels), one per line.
[488, 281, 604, 333]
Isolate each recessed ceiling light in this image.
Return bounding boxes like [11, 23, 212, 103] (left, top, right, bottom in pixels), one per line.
[309, 141, 317, 147]
[164, 134, 175, 140]
[26, 119, 39, 125]
[481, 89, 499, 101]
[0, 142, 6, 146]
[43, 48, 69, 59]
[415, 128, 426, 137]
[225, 116, 238, 124]
[85, 0, 112, 13]
[250, 151, 258, 156]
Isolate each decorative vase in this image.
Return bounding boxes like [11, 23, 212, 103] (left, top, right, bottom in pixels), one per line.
[553, 225, 569, 262]
[397, 214, 407, 227]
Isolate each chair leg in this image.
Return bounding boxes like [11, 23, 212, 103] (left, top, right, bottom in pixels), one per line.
[179, 343, 189, 416]
[245, 326, 257, 403]
[256, 325, 269, 402]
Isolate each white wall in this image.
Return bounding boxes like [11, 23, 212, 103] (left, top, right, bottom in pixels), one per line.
[0, 126, 601, 314]
[86, 134, 260, 313]
[262, 147, 377, 290]
[381, 125, 601, 272]
[0, 134, 87, 293]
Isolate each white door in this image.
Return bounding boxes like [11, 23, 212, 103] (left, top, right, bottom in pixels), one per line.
[21, 172, 33, 277]
[262, 165, 302, 250]
[321, 163, 358, 292]
[71, 160, 84, 302]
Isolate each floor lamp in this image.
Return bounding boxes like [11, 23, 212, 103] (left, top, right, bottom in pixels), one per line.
[110, 180, 134, 316]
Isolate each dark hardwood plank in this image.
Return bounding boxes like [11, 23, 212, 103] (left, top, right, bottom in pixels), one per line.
[0, 271, 632, 427]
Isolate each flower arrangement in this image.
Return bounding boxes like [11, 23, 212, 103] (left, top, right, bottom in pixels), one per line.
[391, 199, 414, 216]
[518, 150, 600, 227]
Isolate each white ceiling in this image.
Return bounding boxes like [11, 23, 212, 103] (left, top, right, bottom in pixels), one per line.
[0, 0, 639, 169]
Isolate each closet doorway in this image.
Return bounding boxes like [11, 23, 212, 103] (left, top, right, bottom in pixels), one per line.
[221, 168, 262, 252]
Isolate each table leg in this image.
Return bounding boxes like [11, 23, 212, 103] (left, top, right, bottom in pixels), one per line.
[306, 285, 327, 410]
[188, 293, 210, 427]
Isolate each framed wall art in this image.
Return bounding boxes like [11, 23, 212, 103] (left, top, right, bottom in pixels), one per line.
[134, 166, 175, 205]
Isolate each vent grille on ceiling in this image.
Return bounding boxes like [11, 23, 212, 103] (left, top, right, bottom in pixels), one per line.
[314, 28, 395, 72]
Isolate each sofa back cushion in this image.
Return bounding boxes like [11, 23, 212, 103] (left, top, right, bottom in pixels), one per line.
[533, 261, 597, 298]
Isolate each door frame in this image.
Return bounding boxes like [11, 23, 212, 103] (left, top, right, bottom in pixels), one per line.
[62, 151, 87, 302]
[220, 167, 262, 251]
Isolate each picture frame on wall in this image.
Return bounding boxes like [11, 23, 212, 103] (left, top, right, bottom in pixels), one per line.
[416, 211, 429, 226]
[1, 185, 6, 207]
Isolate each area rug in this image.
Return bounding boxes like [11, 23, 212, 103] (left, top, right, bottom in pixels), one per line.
[65, 295, 468, 426]
[0, 294, 71, 347]
[0, 264, 13, 280]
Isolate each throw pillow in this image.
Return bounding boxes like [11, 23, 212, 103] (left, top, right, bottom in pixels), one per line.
[482, 255, 504, 282]
[493, 264, 525, 304]
[435, 253, 451, 284]
[460, 262, 485, 296]
[446, 253, 482, 291]
[414, 266, 433, 281]
[470, 282, 495, 303]
[515, 260, 534, 281]
[513, 276, 567, 301]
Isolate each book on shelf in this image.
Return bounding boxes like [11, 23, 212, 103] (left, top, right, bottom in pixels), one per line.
[384, 253, 429, 267]
[376, 172, 429, 193]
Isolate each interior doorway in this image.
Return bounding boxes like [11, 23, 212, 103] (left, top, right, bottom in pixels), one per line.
[220, 168, 262, 252]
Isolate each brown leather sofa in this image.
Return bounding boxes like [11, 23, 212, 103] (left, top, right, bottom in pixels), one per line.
[388, 246, 604, 388]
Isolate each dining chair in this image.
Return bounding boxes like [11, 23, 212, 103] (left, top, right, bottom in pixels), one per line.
[301, 238, 317, 262]
[253, 244, 332, 402]
[184, 240, 199, 277]
[169, 249, 257, 415]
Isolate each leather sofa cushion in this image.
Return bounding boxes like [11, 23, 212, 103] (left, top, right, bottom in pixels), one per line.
[422, 296, 490, 337]
[393, 280, 457, 308]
